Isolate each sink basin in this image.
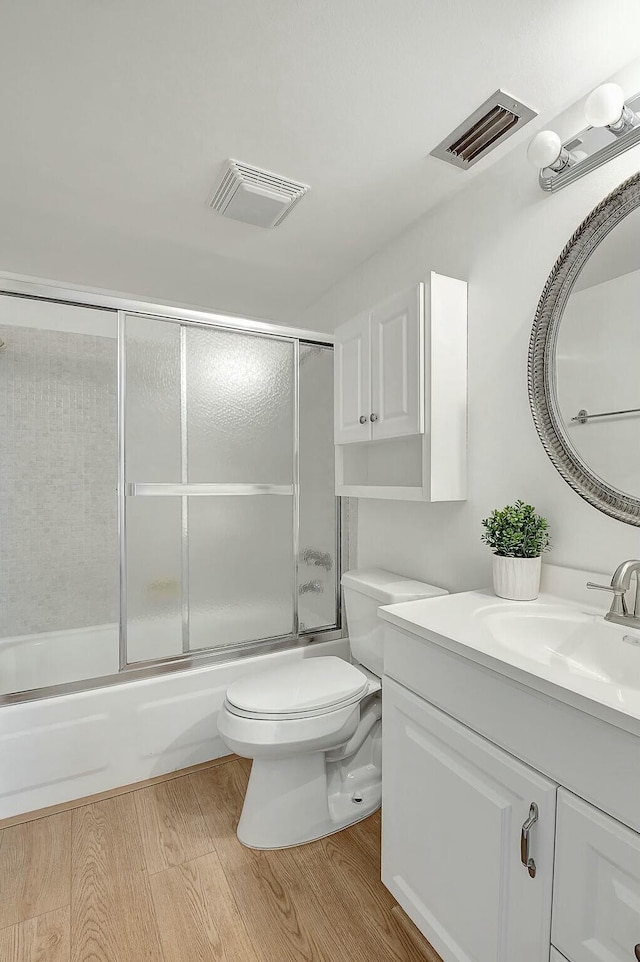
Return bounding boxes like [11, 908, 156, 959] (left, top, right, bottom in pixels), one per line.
[479, 602, 640, 689]
[378, 587, 640, 726]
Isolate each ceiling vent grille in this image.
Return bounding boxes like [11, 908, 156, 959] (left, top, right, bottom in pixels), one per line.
[209, 159, 309, 228]
[430, 90, 537, 169]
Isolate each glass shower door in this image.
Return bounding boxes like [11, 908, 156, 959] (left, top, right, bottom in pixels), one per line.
[298, 344, 339, 632]
[122, 314, 295, 664]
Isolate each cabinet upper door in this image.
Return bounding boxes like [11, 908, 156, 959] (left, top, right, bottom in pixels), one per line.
[553, 789, 640, 962]
[382, 677, 557, 962]
[370, 283, 424, 440]
[334, 311, 371, 444]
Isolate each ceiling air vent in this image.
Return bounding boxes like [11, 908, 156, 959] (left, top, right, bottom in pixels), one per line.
[430, 90, 537, 169]
[209, 159, 309, 228]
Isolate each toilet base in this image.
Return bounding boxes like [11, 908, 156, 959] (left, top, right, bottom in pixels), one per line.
[236, 720, 382, 849]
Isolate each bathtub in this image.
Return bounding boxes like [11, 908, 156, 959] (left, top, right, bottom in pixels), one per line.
[0, 624, 119, 696]
[0, 633, 349, 820]
[0, 604, 318, 696]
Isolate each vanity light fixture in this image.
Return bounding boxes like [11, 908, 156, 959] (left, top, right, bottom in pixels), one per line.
[584, 83, 638, 137]
[526, 130, 580, 174]
[528, 83, 640, 192]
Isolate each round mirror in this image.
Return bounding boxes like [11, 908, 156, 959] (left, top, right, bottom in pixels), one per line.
[529, 172, 640, 526]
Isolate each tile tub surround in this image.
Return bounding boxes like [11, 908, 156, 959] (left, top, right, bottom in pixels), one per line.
[0, 323, 118, 637]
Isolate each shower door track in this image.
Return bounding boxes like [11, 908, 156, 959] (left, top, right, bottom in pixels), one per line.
[0, 626, 346, 706]
[0, 272, 335, 347]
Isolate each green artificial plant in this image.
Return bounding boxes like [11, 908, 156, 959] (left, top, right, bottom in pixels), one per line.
[481, 500, 551, 559]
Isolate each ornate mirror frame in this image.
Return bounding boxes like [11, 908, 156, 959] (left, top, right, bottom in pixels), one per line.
[528, 171, 640, 527]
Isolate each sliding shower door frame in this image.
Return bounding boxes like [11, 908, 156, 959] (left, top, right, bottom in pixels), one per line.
[118, 309, 342, 673]
[0, 276, 344, 707]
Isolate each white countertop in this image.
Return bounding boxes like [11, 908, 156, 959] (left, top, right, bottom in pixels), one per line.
[379, 585, 640, 737]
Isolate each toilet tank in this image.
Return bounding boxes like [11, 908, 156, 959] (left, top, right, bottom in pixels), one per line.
[341, 568, 448, 678]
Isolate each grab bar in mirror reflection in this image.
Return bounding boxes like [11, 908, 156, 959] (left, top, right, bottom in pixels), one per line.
[571, 406, 640, 424]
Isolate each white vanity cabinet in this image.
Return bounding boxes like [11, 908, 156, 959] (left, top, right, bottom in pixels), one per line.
[553, 790, 640, 962]
[334, 273, 467, 501]
[380, 607, 640, 962]
[383, 677, 557, 962]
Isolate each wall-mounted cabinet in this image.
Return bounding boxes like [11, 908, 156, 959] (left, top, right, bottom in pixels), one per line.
[334, 273, 467, 501]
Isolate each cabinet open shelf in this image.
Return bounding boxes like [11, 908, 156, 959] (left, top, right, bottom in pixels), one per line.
[337, 435, 426, 500]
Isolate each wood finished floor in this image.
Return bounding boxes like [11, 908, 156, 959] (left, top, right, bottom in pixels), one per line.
[0, 756, 441, 962]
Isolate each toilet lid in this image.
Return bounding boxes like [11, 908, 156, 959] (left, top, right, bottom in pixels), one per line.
[225, 657, 368, 716]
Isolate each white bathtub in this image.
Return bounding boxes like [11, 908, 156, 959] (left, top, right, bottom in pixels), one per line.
[0, 605, 308, 697]
[0, 624, 119, 696]
[0, 634, 349, 820]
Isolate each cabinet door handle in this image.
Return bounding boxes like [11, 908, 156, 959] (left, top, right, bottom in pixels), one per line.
[520, 802, 539, 878]
[634, 945, 640, 960]
[359, 415, 368, 424]
[370, 413, 378, 422]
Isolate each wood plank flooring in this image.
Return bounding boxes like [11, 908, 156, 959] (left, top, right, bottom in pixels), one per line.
[0, 756, 441, 962]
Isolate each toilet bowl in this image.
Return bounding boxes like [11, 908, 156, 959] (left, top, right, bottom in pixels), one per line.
[218, 568, 447, 849]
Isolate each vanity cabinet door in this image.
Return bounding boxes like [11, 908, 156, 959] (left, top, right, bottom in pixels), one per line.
[553, 789, 640, 962]
[382, 677, 557, 962]
[334, 310, 372, 443]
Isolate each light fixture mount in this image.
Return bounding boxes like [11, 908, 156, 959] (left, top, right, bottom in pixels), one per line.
[530, 86, 640, 193]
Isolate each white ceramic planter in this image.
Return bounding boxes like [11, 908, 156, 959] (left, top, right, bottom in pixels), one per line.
[492, 555, 542, 601]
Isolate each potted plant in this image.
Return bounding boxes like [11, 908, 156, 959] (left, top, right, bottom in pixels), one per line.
[481, 500, 550, 601]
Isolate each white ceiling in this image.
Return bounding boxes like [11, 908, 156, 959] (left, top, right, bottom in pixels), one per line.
[2, 0, 640, 324]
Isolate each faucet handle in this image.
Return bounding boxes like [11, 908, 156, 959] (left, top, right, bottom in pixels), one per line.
[586, 582, 628, 616]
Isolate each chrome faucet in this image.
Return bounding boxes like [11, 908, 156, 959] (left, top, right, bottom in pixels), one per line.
[587, 559, 640, 628]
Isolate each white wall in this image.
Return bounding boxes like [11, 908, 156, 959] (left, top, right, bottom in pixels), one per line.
[300, 105, 640, 591]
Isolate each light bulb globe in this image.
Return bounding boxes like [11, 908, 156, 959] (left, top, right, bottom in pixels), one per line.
[585, 83, 625, 128]
[527, 130, 562, 169]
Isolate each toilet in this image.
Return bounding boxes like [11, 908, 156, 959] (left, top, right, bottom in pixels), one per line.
[217, 568, 447, 849]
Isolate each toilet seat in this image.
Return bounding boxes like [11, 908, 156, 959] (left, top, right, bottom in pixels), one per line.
[225, 656, 370, 721]
[225, 692, 365, 721]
